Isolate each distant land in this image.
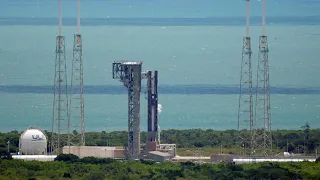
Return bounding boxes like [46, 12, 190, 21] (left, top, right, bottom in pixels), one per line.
[0, 16, 320, 26]
[1, 84, 320, 95]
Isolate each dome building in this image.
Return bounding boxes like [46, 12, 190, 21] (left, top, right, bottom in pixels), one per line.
[19, 126, 47, 155]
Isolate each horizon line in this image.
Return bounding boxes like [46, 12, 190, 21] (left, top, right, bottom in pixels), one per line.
[1, 84, 319, 95]
[0, 16, 319, 26]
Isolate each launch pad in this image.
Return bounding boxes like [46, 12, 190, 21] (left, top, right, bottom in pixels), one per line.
[112, 61, 175, 160]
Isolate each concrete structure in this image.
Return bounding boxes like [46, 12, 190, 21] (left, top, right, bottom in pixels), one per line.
[211, 154, 235, 163]
[233, 158, 316, 164]
[148, 151, 172, 162]
[12, 155, 57, 161]
[146, 141, 157, 152]
[209, 153, 317, 164]
[173, 155, 211, 162]
[63, 146, 125, 159]
[19, 127, 47, 155]
[158, 144, 177, 157]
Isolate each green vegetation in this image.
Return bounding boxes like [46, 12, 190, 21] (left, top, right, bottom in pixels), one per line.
[85, 125, 320, 155]
[0, 156, 320, 179]
[1, 125, 320, 156]
[0, 126, 319, 180]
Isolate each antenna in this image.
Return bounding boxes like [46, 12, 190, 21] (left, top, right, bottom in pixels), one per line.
[246, 0, 250, 37]
[77, 0, 81, 34]
[262, 0, 266, 36]
[59, 0, 62, 36]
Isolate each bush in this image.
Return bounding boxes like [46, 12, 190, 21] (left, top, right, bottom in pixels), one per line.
[82, 171, 106, 180]
[316, 157, 320, 163]
[0, 148, 12, 160]
[140, 159, 155, 165]
[54, 154, 79, 162]
[63, 172, 72, 178]
[80, 156, 115, 164]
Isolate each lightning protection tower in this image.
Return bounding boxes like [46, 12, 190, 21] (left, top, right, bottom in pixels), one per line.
[112, 61, 142, 160]
[69, 0, 85, 147]
[253, 0, 272, 156]
[237, 0, 253, 156]
[51, 0, 69, 154]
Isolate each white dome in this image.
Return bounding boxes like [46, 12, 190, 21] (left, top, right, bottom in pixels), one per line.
[20, 128, 47, 155]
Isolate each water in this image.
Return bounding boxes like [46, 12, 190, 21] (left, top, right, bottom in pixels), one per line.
[0, 0, 320, 132]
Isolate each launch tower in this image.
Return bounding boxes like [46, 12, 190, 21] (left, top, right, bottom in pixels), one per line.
[112, 61, 143, 160]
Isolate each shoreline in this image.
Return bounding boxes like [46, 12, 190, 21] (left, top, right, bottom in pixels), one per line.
[2, 128, 320, 133]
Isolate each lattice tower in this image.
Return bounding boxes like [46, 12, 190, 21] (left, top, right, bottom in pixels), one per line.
[51, 0, 69, 155]
[237, 0, 254, 156]
[69, 0, 85, 147]
[112, 62, 142, 160]
[253, 0, 272, 156]
[51, 34, 69, 153]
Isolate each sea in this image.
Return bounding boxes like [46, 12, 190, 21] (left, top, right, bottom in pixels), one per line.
[0, 0, 320, 132]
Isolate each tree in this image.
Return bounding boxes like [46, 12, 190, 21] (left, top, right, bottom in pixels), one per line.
[301, 123, 311, 152]
[0, 148, 12, 160]
[54, 154, 79, 162]
[301, 123, 310, 140]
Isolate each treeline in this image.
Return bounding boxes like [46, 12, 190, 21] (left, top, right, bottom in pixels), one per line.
[0, 156, 320, 179]
[1, 126, 320, 155]
[75, 127, 320, 154]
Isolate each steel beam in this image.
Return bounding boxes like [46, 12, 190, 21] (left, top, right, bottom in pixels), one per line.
[112, 61, 142, 160]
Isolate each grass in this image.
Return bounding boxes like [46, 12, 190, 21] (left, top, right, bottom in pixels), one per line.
[176, 147, 285, 157]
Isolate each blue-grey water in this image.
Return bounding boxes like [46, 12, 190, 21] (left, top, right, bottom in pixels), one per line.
[0, 0, 320, 132]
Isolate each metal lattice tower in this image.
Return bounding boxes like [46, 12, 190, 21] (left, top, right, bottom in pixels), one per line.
[253, 0, 272, 156]
[51, 0, 69, 154]
[69, 0, 85, 147]
[112, 62, 142, 160]
[237, 0, 253, 156]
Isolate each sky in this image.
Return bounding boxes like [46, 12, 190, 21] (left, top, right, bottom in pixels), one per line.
[0, 0, 319, 18]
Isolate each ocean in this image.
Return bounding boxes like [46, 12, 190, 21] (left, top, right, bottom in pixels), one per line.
[0, 0, 320, 132]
